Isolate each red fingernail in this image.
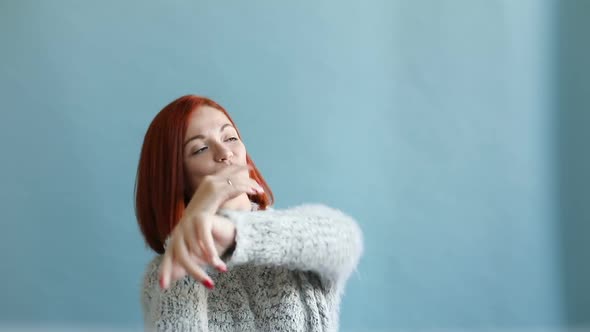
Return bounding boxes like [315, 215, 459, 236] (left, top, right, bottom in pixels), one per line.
[203, 279, 215, 289]
[159, 277, 166, 289]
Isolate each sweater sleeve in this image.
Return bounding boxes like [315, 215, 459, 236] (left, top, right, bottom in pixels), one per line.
[218, 204, 363, 287]
[141, 257, 209, 332]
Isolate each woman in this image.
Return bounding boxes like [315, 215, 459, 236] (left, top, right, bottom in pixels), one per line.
[136, 95, 363, 331]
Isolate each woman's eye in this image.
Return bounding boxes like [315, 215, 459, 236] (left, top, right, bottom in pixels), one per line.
[226, 137, 238, 142]
[192, 146, 208, 155]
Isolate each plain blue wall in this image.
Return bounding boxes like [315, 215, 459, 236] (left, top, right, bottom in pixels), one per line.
[0, 0, 586, 330]
[556, 0, 590, 325]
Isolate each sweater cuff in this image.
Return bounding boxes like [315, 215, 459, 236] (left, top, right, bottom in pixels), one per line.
[217, 209, 255, 266]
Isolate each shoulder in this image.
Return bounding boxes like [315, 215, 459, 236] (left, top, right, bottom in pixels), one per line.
[142, 256, 163, 298]
[144, 255, 164, 282]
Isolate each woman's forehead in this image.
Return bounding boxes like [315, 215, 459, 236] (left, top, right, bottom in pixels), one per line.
[186, 106, 233, 134]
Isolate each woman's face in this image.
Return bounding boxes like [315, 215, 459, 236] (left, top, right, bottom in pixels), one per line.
[183, 105, 248, 192]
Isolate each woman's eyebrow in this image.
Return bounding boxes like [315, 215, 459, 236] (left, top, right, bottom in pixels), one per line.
[184, 123, 234, 147]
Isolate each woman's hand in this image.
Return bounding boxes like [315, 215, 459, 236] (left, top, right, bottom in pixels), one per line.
[160, 214, 237, 289]
[159, 165, 264, 290]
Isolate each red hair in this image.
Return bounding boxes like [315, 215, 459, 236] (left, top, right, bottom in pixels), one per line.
[135, 95, 274, 254]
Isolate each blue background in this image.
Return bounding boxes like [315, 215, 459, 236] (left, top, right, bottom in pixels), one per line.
[1, 0, 588, 330]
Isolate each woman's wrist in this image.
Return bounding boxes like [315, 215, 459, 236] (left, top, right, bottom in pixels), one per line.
[211, 215, 237, 257]
[187, 195, 221, 216]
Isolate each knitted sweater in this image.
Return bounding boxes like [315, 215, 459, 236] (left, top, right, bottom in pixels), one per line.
[141, 204, 363, 332]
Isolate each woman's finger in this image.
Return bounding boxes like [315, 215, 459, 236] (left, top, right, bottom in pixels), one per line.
[170, 245, 213, 282]
[221, 175, 263, 194]
[170, 262, 187, 282]
[187, 216, 226, 272]
[189, 247, 209, 266]
[228, 178, 264, 195]
[176, 239, 215, 289]
[183, 220, 203, 260]
[159, 250, 174, 289]
[216, 164, 249, 178]
[246, 178, 264, 192]
[199, 228, 226, 272]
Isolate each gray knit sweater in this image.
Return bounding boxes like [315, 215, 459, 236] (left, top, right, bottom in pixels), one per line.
[141, 204, 363, 331]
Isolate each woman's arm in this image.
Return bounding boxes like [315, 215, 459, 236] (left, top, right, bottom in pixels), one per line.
[158, 165, 263, 290]
[219, 204, 364, 286]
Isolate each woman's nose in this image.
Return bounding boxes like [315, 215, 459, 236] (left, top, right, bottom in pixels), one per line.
[214, 145, 234, 162]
